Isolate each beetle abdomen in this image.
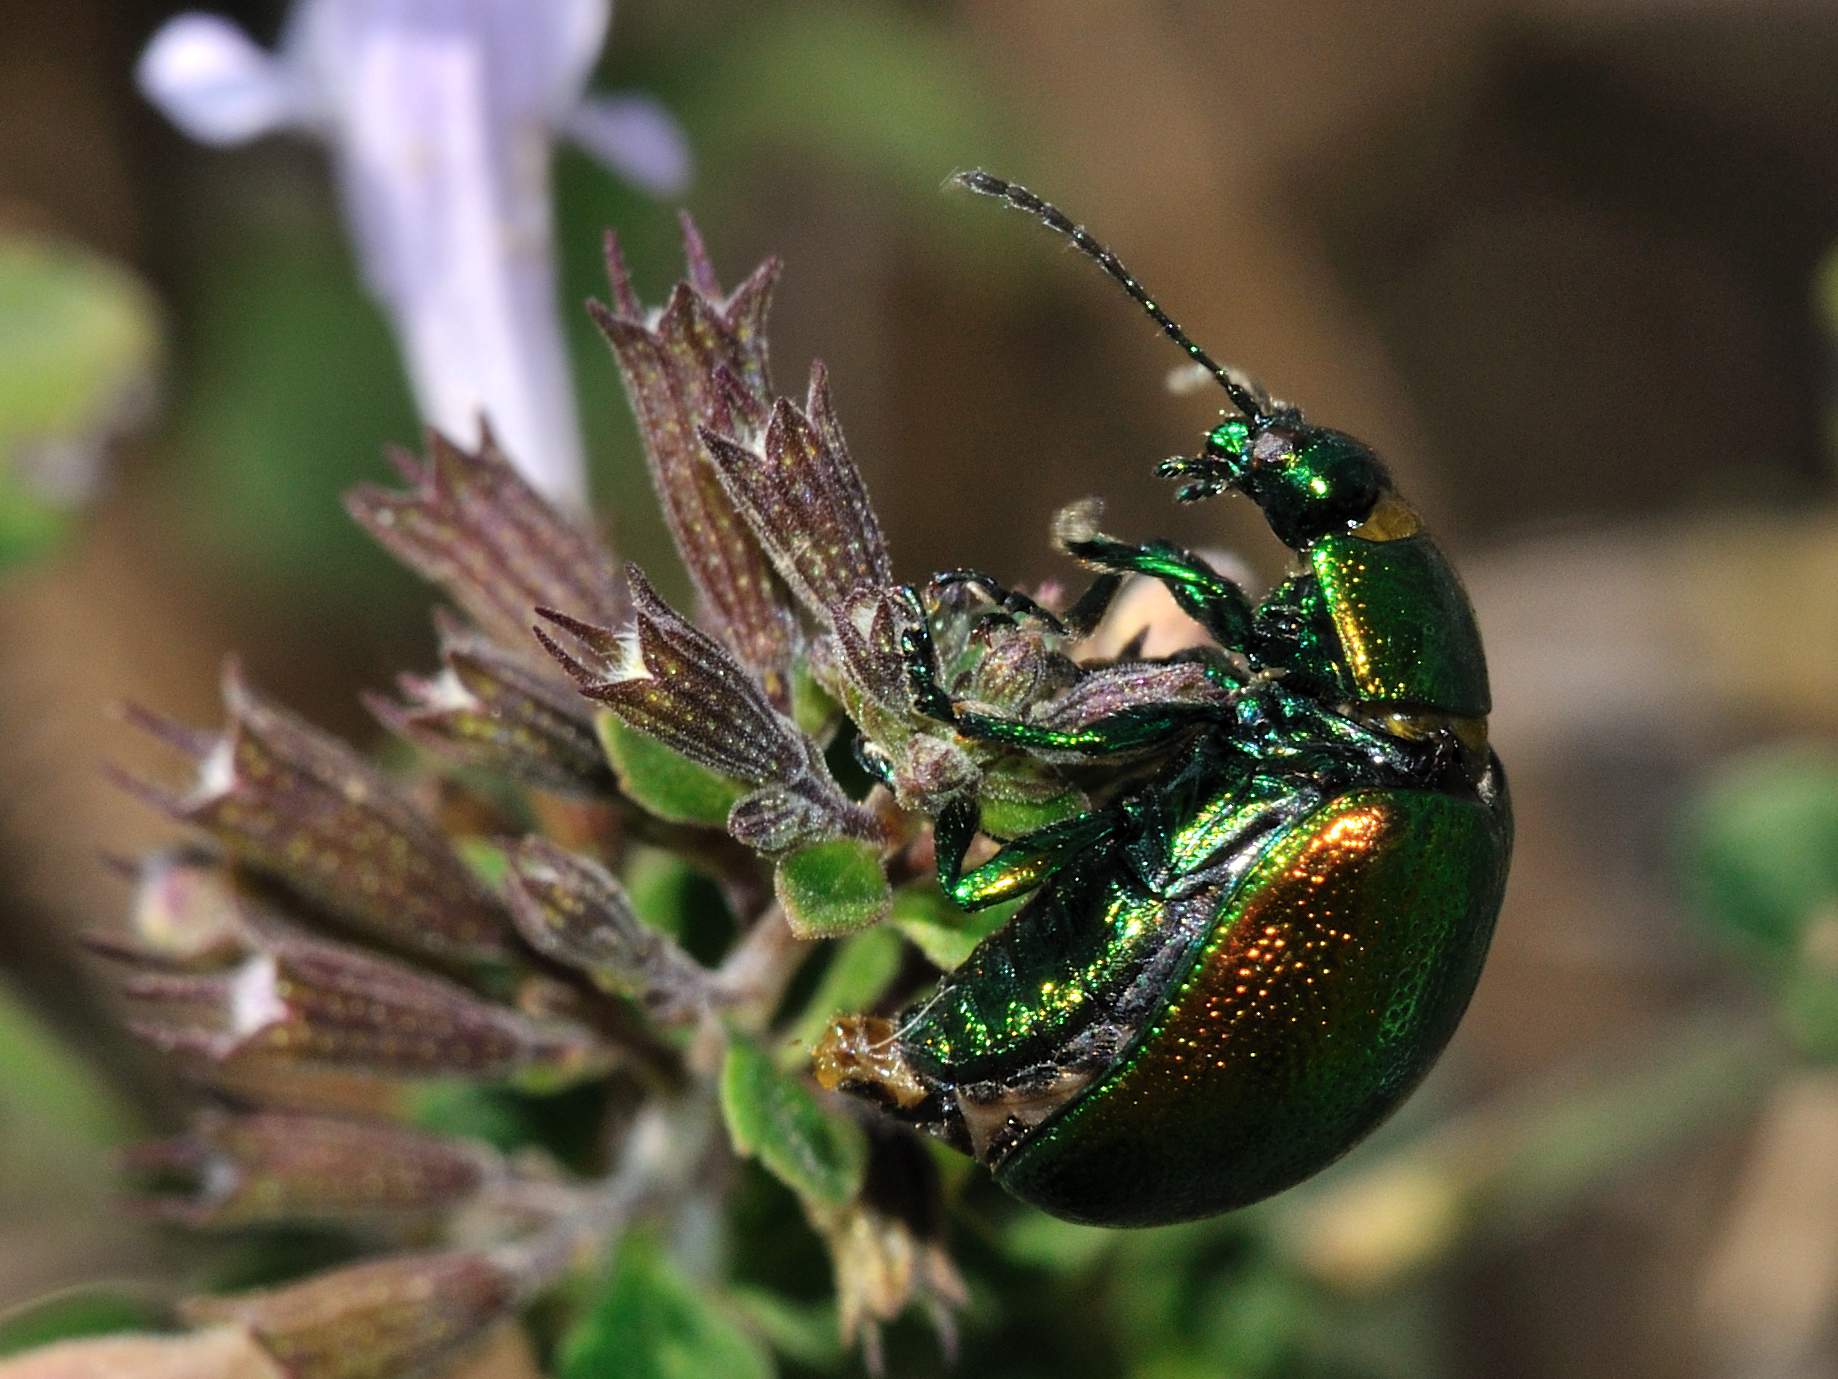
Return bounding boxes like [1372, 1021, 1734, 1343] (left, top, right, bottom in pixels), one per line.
[996, 781, 1509, 1227]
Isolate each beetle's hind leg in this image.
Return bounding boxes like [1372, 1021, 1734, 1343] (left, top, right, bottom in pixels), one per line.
[1053, 501, 1253, 653]
[933, 797, 1118, 910]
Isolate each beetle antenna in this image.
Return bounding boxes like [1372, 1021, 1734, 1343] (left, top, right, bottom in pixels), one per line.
[955, 169, 1264, 421]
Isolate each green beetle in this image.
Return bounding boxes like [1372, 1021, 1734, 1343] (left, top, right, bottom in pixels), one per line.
[816, 172, 1511, 1227]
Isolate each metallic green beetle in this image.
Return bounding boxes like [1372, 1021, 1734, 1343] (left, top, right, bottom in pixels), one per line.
[816, 172, 1511, 1227]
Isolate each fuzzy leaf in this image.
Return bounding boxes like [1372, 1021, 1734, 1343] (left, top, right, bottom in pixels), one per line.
[789, 927, 906, 1052]
[593, 225, 793, 691]
[890, 886, 1022, 972]
[773, 838, 892, 941]
[346, 425, 625, 664]
[977, 787, 1090, 841]
[559, 1233, 774, 1379]
[595, 711, 748, 828]
[720, 1034, 867, 1208]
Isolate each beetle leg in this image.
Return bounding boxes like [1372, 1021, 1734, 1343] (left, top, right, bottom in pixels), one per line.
[899, 621, 959, 722]
[904, 614, 1218, 758]
[1055, 515, 1254, 653]
[1059, 572, 1125, 635]
[935, 797, 1118, 910]
[927, 568, 1068, 634]
[952, 702, 1220, 756]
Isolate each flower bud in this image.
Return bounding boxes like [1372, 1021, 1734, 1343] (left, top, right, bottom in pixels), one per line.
[182, 1248, 520, 1379]
[114, 847, 251, 964]
[115, 665, 512, 963]
[700, 360, 891, 621]
[346, 426, 626, 664]
[107, 927, 608, 1089]
[540, 568, 873, 857]
[369, 614, 613, 797]
[126, 1109, 506, 1231]
[503, 838, 710, 1024]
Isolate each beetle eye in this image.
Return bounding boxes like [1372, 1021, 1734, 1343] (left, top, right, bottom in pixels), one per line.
[1205, 418, 1250, 456]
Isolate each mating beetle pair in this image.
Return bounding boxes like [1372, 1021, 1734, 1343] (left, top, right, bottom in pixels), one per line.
[815, 172, 1511, 1227]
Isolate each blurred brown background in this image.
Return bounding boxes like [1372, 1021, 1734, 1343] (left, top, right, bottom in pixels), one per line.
[2, 2, 1836, 1377]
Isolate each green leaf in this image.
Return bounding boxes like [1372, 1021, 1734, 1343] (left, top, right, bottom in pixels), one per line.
[892, 885, 1021, 971]
[789, 927, 906, 1054]
[980, 787, 1089, 840]
[789, 659, 841, 740]
[454, 836, 512, 889]
[597, 711, 749, 827]
[721, 1034, 867, 1207]
[773, 837, 891, 940]
[560, 1233, 774, 1379]
[408, 1082, 537, 1154]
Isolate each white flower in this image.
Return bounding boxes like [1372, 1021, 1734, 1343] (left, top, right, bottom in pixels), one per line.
[138, 1, 693, 510]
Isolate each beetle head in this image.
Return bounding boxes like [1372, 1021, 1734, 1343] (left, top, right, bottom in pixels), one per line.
[1202, 416, 1388, 549]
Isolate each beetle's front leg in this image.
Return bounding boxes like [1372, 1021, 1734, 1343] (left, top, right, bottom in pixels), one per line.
[1053, 502, 1254, 653]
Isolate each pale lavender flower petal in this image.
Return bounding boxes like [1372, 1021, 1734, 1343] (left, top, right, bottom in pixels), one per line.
[563, 93, 694, 196]
[136, 13, 300, 146]
[137, 0, 692, 511]
[298, 0, 595, 506]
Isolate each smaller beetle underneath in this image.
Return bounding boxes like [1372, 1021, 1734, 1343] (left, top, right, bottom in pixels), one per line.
[814, 172, 1512, 1227]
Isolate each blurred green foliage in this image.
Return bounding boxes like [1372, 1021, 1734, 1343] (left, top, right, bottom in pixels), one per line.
[560, 1233, 773, 1379]
[721, 1035, 867, 1210]
[0, 1289, 168, 1360]
[1676, 747, 1838, 1060]
[0, 235, 159, 568]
